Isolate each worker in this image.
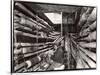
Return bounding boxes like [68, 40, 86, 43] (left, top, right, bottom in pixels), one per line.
[47, 42, 65, 70]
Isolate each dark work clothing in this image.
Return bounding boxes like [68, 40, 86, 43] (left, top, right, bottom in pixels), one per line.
[51, 46, 64, 64]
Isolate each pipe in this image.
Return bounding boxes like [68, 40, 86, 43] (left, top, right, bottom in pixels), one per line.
[15, 3, 52, 30]
[25, 56, 41, 68]
[14, 45, 53, 55]
[79, 50, 96, 68]
[24, 47, 53, 58]
[79, 31, 96, 42]
[14, 62, 27, 72]
[80, 21, 96, 37]
[14, 9, 47, 30]
[15, 16, 42, 30]
[79, 46, 96, 61]
[77, 7, 94, 27]
[79, 42, 96, 48]
[16, 30, 55, 39]
[14, 56, 41, 71]
[76, 56, 89, 68]
[87, 8, 96, 23]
